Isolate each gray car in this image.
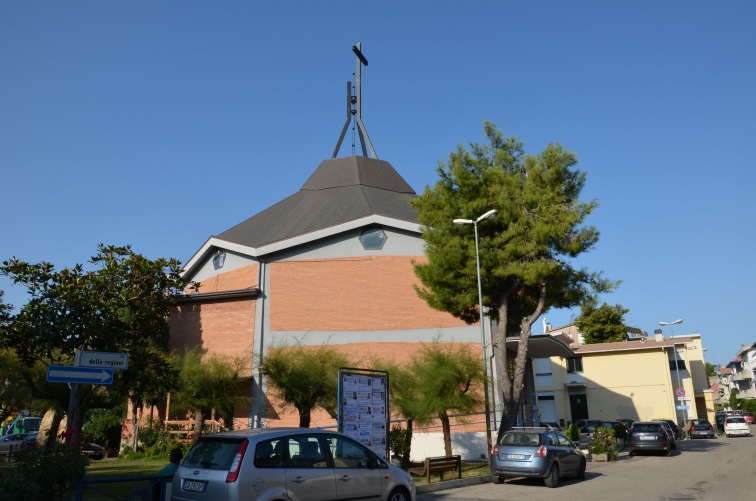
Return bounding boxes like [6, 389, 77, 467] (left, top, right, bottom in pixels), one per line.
[685, 419, 715, 439]
[172, 427, 415, 501]
[490, 428, 586, 488]
[628, 422, 673, 456]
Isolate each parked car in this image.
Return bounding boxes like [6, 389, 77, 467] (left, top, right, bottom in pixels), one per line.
[657, 421, 678, 449]
[173, 428, 415, 501]
[742, 412, 755, 425]
[0, 433, 27, 459]
[490, 427, 586, 488]
[21, 431, 39, 450]
[616, 419, 635, 429]
[652, 419, 681, 439]
[85, 442, 105, 460]
[684, 419, 716, 439]
[723, 415, 751, 437]
[628, 422, 673, 456]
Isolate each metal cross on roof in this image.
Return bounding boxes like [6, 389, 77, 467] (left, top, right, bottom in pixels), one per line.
[332, 42, 378, 159]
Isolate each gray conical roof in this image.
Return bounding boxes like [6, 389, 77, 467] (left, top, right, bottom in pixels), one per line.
[215, 156, 418, 249]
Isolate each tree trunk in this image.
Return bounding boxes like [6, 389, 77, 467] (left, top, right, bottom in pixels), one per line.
[64, 383, 87, 445]
[298, 406, 311, 428]
[47, 410, 65, 447]
[193, 408, 204, 443]
[401, 418, 413, 468]
[131, 402, 142, 451]
[494, 283, 548, 442]
[439, 411, 452, 456]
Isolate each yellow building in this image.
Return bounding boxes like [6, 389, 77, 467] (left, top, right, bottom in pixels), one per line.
[533, 327, 715, 428]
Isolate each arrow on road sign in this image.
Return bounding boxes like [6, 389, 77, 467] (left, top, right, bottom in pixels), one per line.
[46, 365, 114, 385]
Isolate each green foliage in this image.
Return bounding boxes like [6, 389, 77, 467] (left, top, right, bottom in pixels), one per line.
[409, 342, 484, 419]
[389, 424, 411, 462]
[411, 122, 616, 433]
[117, 417, 187, 460]
[565, 423, 580, 441]
[741, 399, 756, 413]
[170, 350, 249, 424]
[261, 342, 353, 428]
[0, 244, 191, 437]
[574, 300, 629, 344]
[84, 407, 125, 456]
[729, 388, 740, 409]
[705, 362, 717, 377]
[587, 426, 617, 459]
[0, 442, 88, 500]
[409, 341, 485, 456]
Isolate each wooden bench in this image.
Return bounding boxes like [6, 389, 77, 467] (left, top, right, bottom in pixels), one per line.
[408, 455, 462, 483]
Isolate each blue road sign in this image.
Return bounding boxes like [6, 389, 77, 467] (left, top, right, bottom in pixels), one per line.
[46, 365, 114, 385]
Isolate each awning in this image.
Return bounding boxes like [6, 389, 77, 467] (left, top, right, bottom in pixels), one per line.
[504, 334, 574, 359]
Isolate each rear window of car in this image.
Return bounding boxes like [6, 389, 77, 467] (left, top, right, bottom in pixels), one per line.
[726, 417, 746, 424]
[499, 433, 542, 446]
[633, 424, 662, 433]
[183, 437, 246, 471]
[690, 420, 709, 426]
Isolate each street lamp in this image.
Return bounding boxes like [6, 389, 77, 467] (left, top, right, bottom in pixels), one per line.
[659, 319, 686, 433]
[454, 209, 497, 458]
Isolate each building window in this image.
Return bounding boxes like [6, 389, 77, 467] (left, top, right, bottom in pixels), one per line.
[669, 360, 685, 371]
[567, 358, 583, 374]
[359, 227, 387, 250]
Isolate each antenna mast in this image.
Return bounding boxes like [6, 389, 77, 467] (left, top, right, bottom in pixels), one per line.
[332, 42, 378, 159]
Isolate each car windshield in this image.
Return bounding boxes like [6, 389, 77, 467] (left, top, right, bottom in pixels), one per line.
[499, 433, 541, 447]
[727, 417, 745, 424]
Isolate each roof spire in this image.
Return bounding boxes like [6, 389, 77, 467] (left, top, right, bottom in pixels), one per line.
[332, 42, 378, 159]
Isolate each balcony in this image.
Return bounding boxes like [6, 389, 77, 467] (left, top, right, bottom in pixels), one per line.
[733, 371, 753, 382]
[736, 388, 756, 399]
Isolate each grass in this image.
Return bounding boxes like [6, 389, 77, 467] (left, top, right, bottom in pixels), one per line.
[78, 457, 170, 500]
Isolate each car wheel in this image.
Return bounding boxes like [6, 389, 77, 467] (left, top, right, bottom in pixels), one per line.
[544, 464, 560, 488]
[388, 487, 410, 501]
[629, 450, 635, 457]
[492, 474, 504, 484]
[577, 458, 586, 480]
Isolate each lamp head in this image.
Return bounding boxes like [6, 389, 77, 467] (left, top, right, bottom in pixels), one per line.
[477, 209, 498, 222]
[453, 219, 473, 225]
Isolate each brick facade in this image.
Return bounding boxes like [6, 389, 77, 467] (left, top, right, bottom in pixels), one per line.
[270, 255, 468, 331]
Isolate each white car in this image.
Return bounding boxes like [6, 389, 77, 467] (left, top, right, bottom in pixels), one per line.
[723, 416, 751, 437]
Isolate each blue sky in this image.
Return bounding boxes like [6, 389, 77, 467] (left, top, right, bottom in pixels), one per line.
[1, 1, 754, 368]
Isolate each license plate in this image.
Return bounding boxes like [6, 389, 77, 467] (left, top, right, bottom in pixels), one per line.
[640, 435, 657, 440]
[507, 454, 526, 459]
[183, 480, 207, 493]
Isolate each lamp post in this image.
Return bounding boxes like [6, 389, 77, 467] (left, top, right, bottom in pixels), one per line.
[453, 209, 497, 459]
[659, 319, 686, 433]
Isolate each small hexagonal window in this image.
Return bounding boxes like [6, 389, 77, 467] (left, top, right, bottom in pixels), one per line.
[359, 227, 387, 250]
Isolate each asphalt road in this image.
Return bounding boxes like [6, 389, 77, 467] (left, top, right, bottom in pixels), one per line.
[417, 431, 756, 501]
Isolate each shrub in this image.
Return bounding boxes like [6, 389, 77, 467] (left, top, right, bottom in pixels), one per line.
[0, 442, 88, 500]
[84, 407, 125, 456]
[389, 424, 411, 463]
[587, 426, 617, 460]
[565, 423, 580, 442]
